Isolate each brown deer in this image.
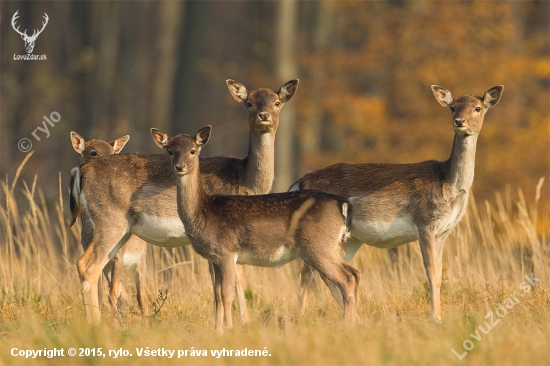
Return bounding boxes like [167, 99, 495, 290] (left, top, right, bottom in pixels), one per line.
[70, 132, 149, 319]
[290, 85, 504, 322]
[74, 79, 299, 324]
[152, 125, 360, 334]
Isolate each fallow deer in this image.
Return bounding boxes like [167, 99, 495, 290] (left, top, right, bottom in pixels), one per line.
[73, 80, 299, 324]
[152, 126, 360, 334]
[70, 132, 149, 318]
[290, 85, 504, 322]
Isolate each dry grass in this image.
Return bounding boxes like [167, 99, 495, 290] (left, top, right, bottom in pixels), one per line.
[0, 156, 549, 365]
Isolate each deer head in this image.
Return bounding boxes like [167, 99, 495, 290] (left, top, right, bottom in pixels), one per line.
[12, 11, 49, 54]
[226, 79, 299, 134]
[151, 126, 212, 176]
[70, 131, 130, 163]
[432, 85, 503, 137]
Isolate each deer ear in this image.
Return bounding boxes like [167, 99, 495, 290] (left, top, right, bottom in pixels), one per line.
[226, 80, 249, 103]
[278, 79, 299, 103]
[195, 125, 212, 147]
[483, 85, 504, 109]
[109, 135, 130, 154]
[150, 128, 169, 148]
[431, 85, 453, 108]
[71, 131, 86, 154]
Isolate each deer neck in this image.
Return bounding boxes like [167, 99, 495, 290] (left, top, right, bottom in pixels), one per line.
[244, 130, 275, 194]
[446, 133, 478, 194]
[175, 168, 208, 234]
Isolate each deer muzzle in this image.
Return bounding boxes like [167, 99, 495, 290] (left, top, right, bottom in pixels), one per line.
[258, 112, 270, 121]
[174, 164, 187, 174]
[454, 119, 465, 127]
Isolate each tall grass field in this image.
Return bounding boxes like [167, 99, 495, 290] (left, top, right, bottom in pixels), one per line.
[1, 154, 549, 365]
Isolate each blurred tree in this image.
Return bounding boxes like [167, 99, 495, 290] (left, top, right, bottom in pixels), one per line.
[151, 1, 184, 133]
[274, 0, 298, 192]
[295, 0, 549, 202]
[0, 0, 547, 208]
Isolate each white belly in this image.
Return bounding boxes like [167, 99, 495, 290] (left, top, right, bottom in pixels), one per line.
[351, 216, 418, 248]
[132, 214, 190, 248]
[235, 246, 297, 268]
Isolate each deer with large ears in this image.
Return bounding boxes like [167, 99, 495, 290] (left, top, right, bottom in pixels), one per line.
[74, 79, 298, 324]
[70, 132, 149, 320]
[70, 131, 129, 164]
[290, 85, 504, 322]
[152, 125, 360, 334]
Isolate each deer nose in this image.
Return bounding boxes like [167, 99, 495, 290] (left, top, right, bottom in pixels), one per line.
[174, 164, 185, 172]
[454, 119, 465, 127]
[258, 112, 270, 121]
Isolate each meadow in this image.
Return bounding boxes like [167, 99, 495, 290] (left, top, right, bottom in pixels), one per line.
[0, 154, 548, 365]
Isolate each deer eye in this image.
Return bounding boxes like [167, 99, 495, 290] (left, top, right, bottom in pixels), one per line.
[168, 150, 173, 156]
[246, 102, 253, 108]
[475, 106, 481, 112]
[450, 107, 456, 113]
[90, 151, 98, 156]
[190, 149, 196, 155]
[275, 101, 281, 107]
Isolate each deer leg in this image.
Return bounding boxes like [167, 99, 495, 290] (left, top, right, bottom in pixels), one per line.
[212, 262, 224, 334]
[77, 226, 130, 324]
[82, 225, 107, 322]
[336, 237, 363, 311]
[104, 261, 129, 316]
[388, 247, 402, 281]
[109, 249, 125, 322]
[434, 231, 450, 314]
[97, 273, 104, 314]
[234, 264, 250, 324]
[299, 237, 363, 315]
[220, 257, 236, 330]
[78, 248, 109, 325]
[298, 239, 359, 326]
[102, 261, 113, 289]
[316, 261, 359, 326]
[418, 226, 441, 322]
[212, 261, 248, 324]
[435, 232, 450, 272]
[302, 267, 353, 318]
[317, 270, 363, 325]
[319, 274, 345, 309]
[299, 264, 315, 315]
[343, 263, 361, 321]
[134, 241, 149, 318]
[208, 261, 218, 328]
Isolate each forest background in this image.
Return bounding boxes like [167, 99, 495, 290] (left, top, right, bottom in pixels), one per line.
[0, 2, 549, 365]
[1, 1, 548, 206]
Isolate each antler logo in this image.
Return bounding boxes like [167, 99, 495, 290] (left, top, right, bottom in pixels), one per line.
[11, 11, 49, 54]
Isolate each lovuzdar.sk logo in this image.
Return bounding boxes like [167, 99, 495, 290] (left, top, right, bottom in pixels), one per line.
[12, 10, 48, 61]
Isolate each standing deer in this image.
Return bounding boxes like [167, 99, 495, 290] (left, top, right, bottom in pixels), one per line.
[290, 85, 503, 322]
[74, 79, 299, 324]
[70, 132, 149, 319]
[11, 11, 48, 54]
[152, 126, 360, 334]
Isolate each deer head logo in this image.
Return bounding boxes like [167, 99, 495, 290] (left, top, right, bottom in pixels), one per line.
[11, 11, 49, 54]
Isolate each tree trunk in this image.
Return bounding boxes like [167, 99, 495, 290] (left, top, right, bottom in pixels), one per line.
[151, 1, 185, 132]
[274, 0, 298, 192]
